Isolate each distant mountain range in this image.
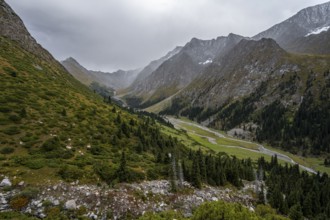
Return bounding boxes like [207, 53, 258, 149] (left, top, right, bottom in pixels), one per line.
[61, 57, 140, 90]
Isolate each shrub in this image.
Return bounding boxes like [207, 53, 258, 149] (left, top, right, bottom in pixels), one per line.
[9, 196, 29, 211]
[25, 159, 45, 169]
[58, 165, 83, 181]
[127, 168, 145, 183]
[139, 210, 186, 220]
[93, 162, 115, 183]
[147, 168, 160, 180]
[0, 106, 11, 113]
[3, 126, 20, 135]
[8, 114, 21, 122]
[0, 211, 38, 220]
[20, 187, 39, 199]
[89, 145, 105, 155]
[0, 147, 15, 154]
[41, 137, 61, 152]
[191, 201, 258, 220]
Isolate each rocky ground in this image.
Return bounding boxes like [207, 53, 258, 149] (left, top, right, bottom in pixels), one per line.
[0, 176, 258, 219]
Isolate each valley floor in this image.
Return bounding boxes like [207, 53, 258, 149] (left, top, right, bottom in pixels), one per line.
[166, 117, 328, 175]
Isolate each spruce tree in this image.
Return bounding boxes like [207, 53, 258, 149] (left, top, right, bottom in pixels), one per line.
[192, 156, 202, 189]
[117, 151, 128, 182]
[20, 107, 27, 118]
[289, 204, 303, 220]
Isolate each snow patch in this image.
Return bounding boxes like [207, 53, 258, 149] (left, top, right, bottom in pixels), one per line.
[199, 58, 213, 65]
[305, 26, 330, 37]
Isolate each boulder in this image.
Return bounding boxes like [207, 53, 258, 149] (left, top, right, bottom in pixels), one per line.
[65, 200, 77, 210]
[18, 181, 25, 186]
[0, 178, 12, 187]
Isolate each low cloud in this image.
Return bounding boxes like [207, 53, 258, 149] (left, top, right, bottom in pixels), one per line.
[6, 0, 329, 72]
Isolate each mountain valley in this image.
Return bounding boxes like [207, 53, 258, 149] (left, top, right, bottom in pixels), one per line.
[1, 0, 330, 219]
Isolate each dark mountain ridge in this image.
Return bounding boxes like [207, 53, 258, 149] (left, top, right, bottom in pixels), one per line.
[124, 33, 246, 108]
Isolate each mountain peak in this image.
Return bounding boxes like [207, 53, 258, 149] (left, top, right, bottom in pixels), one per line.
[0, 0, 55, 62]
[227, 33, 243, 38]
[215, 38, 286, 67]
[253, 1, 330, 51]
[235, 38, 285, 54]
[63, 57, 78, 63]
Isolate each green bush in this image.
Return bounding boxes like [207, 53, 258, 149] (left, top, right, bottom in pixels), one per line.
[8, 114, 21, 122]
[192, 201, 259, 220]
[89, 145, 105, 155]
[47, 159, 62, 168]
[25, 159, 45, 169]
[93, 162, 115, 183]
[41, 137, 74, 159]
[0, 147, 15, 154]
[9, 196, 29, 211]
[0, 211, 38, 220]
[127, 168, 145, 183]
[58, 165, 84, 181]
[3, 126, 20, 135]
[20, 187, 39, 199]
[139, 210, 187, 220]
[0, 106, 11, 113]
[42, 137, 61, 152]
[146, 168, 161, 180]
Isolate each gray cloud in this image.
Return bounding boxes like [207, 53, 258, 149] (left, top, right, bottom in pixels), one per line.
[6, 0, 329, 72]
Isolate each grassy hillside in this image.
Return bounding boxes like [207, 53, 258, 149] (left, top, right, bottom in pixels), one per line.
[0, 36, 186, 185]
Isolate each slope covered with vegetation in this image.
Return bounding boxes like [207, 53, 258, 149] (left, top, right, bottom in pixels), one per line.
[0, 35, 185, 184]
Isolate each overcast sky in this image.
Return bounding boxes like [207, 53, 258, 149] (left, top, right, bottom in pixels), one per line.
[6, 0, 329, 72]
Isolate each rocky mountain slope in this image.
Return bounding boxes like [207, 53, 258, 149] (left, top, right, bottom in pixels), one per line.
[125, 33, 245, 108]
[130, 46, 182, 86]
[253, 1, 330, 54]
[161, 37, 330, 154]
[174, 38, 288, 109]
[286, 29, 330, 54]
[0, 0, 56, 63]
[62, 57, 140, 90]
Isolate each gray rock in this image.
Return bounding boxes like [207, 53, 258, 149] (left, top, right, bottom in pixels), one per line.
[0, 178, 12, 187]
[65, 200, 77, 210]
[88, 212, 98, 219]
[53, 199, 60, 206]
[39, 213, 46, 218]
[18, 181, 25, 186]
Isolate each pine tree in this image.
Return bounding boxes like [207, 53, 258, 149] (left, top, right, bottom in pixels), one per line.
[61, 108, 67, 117]
[197, 149, 206, 181]
[136, 142, 143, 153]
[269, 185, 283, 210]
[302, 192, 313, 217]
[169, 155, 178, 192]
[289, 204, 303, 220]
[117, 151, 128, 182]
[20, 107, 27, 118]
[178, 160, 184, 188]
[258, 184, 266, 205]
[116, 114, 121, 124]
[192, 156, 202, 189]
